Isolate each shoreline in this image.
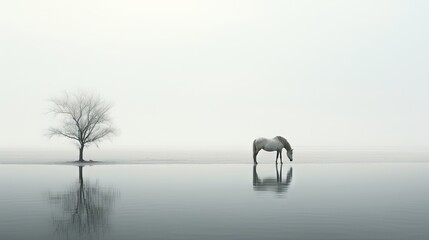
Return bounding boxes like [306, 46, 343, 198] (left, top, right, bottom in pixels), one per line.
[0, 160, 428, 165]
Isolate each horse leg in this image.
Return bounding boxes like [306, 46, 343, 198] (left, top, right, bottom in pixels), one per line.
[280, 151, 283, 164]
[276, 151, 279, 164]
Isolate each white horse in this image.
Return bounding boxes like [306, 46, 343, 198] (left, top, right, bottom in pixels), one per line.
[253, 136, 293, 164]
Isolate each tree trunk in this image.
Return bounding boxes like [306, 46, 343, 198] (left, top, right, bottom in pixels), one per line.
[79, 145, 84, 162]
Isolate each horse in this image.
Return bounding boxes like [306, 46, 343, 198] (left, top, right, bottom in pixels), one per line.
[253, 136, 293, 164]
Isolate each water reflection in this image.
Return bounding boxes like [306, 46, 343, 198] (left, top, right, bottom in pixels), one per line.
[48, 166, 118, 240]
[253, 164, 293, 194]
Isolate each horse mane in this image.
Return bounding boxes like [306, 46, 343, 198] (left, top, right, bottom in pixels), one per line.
[276, 136, 292, 151]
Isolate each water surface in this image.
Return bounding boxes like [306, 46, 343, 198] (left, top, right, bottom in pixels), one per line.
[0, 161, 428, 240]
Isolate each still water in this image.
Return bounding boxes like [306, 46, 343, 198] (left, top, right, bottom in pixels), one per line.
[0, 162, 428, 240]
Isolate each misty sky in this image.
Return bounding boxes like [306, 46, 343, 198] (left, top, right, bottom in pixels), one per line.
[1, 1, 428, 151]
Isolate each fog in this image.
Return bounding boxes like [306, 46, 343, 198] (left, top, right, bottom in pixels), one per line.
[1, 0, 428, 152]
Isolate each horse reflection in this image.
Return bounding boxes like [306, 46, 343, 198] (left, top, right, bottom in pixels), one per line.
[48, 166, 118, 240]
[253, 164, 293, 194]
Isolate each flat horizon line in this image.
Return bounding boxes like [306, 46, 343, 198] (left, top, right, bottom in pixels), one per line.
[1, 145, 429, 151]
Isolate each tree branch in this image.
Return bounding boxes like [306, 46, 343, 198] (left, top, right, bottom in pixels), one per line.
[47, 91, 116, 151]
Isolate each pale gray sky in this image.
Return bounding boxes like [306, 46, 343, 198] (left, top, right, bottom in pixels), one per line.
[1, 0, 428, 151]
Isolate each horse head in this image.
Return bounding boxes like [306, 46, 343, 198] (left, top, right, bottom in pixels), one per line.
[287, 149, 293, 162]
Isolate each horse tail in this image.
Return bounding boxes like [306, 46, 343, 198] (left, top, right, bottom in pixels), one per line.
[252, 139, 257, 155]
[253, 139, 258, 163]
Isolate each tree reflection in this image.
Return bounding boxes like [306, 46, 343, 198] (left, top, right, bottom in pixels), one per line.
[253, 164, 293, 194]
[48, 166, 118, 240]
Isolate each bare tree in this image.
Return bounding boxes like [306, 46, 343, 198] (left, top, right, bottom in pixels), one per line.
[48, 91, 116, 161]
